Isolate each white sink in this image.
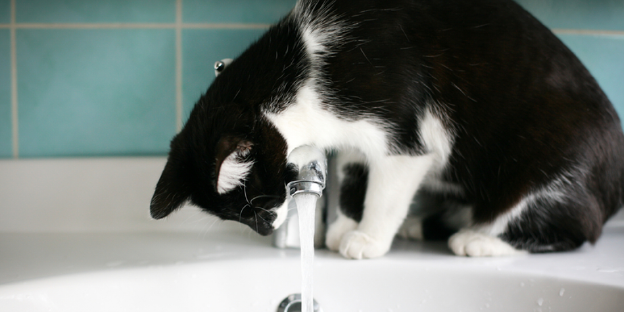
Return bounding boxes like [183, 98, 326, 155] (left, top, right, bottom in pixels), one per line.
[1, 228, 623, 312]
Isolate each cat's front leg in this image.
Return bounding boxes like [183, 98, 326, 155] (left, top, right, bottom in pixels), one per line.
[325, 149, 368, 251]
[339, 154, 435, 259]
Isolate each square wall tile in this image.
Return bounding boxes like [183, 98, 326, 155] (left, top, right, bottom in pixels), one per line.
[17, 29, 176, 157]
[558, 34, 624, 128]
[183, 0, 297, 24]
[0, 30, 11, 158]
[182, 28, 266, 117]
[17, 0, 175, 23]
[516, 0, 624, 31]
[0, 0, 9, 24]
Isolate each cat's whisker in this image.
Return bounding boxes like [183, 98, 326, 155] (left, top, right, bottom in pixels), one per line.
[249, 194, 281, 204]
[243, 181, 252, 205]
[254, 206, 273, 213]
[239, 204, 250, 223]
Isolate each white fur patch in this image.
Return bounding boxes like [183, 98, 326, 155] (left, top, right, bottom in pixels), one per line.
[217, 152, 253, 194]
[449, 229, 527, 257]
[294, 0, 350, 59]
[419, 108, 454, 165]
[418, 107, 462, 195]
[265, 82, 390, 159]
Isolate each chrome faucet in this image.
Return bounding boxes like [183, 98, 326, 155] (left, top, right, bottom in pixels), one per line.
[273, 146, 328, 249]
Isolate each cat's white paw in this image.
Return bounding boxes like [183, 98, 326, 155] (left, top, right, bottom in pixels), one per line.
[397, 216, 423, 240]
[448, 229, 526, 257]
[339, 230, 391, 260]
[325, 213, 358, 251]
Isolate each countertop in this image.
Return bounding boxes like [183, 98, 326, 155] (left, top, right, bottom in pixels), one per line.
[1, 226, 623, 288]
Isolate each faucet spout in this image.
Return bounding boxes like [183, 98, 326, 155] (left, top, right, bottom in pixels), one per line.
[286, 146, 327, 198]
[273, 146, 327, 249]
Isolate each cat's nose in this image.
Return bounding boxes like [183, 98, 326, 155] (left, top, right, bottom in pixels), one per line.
[241, 208, 276, 236]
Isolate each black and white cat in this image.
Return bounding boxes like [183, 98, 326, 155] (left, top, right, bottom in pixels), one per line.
[150, 0, 624, 259]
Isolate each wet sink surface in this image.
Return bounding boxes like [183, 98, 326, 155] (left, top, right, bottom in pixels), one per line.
[1, 227, 623, 312]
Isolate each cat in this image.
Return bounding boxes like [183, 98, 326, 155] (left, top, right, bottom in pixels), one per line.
[150, 0, 624, 259]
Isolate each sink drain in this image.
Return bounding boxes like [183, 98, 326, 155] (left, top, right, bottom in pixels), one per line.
[277, 294, 321, 312]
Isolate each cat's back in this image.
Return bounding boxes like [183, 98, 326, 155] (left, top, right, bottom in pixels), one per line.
[319, 0, 624, 219]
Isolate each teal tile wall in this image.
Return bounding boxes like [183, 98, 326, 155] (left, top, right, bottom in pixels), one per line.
[183, 29, 265, 118]
[516, 0, 624, 31]
[1, 0, 623, 158]
[0, 0, 9, 23]
[183, 0, 296, 24]
[17, 29, 176, 157]
[559, 35, 624, 117]
[0, 30, 11, 158]
[17, 0, 176, 23]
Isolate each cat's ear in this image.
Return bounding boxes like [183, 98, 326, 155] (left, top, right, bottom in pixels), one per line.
[214, 136, 254, 194]
[150, 157, 192, 219]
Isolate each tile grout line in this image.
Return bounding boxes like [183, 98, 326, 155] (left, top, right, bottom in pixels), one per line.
[182, 23, 271, 29]
[0, 23, 272, 29]
[14, 23, 177, 29]
[10, 0, 18, 159]
[175, 0, 183, 132]
[552, 28, 624, 37]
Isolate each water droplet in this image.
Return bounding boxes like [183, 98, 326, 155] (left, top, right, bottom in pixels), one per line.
[537, 298, 544, 306]
[485, 303, 490, 308]
[520, 282, 525, 287]
[559, 288, 565, 296]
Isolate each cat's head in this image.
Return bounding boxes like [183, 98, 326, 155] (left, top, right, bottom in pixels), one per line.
[149, 97, 298, 235]
[149, 19, 307, 235]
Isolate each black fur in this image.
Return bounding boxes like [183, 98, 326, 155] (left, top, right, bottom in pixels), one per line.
[151, 0, 624, 253]
[339, 163, 369, 222]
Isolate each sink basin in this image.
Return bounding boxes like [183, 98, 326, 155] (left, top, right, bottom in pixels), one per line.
[0, 257, 622, 312]
[1, 228, 623, 312]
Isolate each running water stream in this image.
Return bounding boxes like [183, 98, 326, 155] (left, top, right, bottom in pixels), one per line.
[295, 194, 317, 312]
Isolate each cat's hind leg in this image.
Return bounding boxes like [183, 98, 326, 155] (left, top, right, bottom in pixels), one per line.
[498, 193, 598, 253]
[449, 177, 598, 257]
[448, 201, 531, 257]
